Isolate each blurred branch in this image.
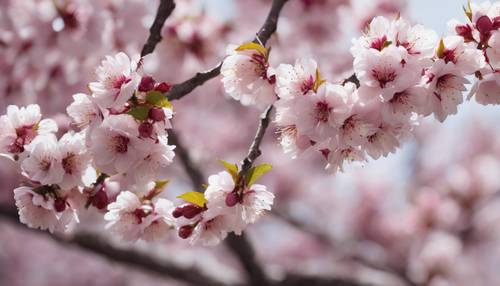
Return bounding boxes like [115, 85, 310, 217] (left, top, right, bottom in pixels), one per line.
[166, 0, 289, 101]
[141, 0, 176, 57]
[273, 208, 418, 286]
[276, 274, 370, 286]
[341, 73, 360, 88]
[0, 205, 227, 286]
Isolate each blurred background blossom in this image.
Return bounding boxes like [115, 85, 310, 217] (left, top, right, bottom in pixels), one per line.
[1, 0, 500, 285]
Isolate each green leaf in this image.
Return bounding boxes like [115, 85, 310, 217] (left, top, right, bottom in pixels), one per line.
[177, 191, 207, 207]
[245, 163, 272, 186]
[235, 42, 267, 56]
[154, 180, 169, 190]
[218, 159, 239, 182]
[436, 38, 446, 59]
[128, 106, 150, 121]
[146, 91, 173, 109]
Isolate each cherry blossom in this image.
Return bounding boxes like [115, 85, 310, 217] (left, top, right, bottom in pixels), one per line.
[221, 43, 277, 108]
[21, 134, 64, 185]
[89, 52, 140, 109]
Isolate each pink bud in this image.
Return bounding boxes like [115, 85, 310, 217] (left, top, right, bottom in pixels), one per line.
[477, 15, 493, 35]
[54, 198, 67, 212]
[493, 16, 500, 30]
[455, 25, 474, 42]
[138, 76, 156, 92]
[138, 122, 154, 138]
[154, 82, 171, 93]
[148, 108, 166, 122]
[178, 225, 194, 239]
[91, 190, 108, 210]
[225, 192, 239, 207]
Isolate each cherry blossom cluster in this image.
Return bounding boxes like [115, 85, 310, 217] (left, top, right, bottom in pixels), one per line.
[174, 162, 274, 245]
[0, 52, 180, 238]
[220, 1, 499, 173]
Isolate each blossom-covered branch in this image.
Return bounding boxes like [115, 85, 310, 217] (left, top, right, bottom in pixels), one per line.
[140, 0, 176, 57]
[165, 0, 289, 101]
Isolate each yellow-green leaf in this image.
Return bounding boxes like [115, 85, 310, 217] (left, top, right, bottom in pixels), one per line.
[245, 163, 272, 186]
[312, 68, 327, 92]
[155, 180, 169, 190]
[436, 38, 446, 59]
[463, 0, 472, 21]
[177, 191, 207, 207]
[128, 106, 150, 121]
[146, 91, 173, 109]
[218, 159, 239, 182]
[235, 42, 267, 56]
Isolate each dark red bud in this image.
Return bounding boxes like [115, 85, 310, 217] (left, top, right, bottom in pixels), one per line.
[54, 198, 67, 212]
[493, 16, 500, 30]
[154, 82, 171, 93]
[178, 225, 194, 239]
[172, 208, 183, 218]
[455, 25, 474, 42]
[225, 192, 239, 207]
[138, 76, 155, 92]
[182, 205, 204, 219]
[148, 108, 166, 122]
[138, 122, 154, 138]
[477, 15, 493, 35]
[91, 190, 108, 210]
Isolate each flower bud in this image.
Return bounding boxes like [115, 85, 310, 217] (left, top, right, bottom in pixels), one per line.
[148, 108, 166, 122]
[54, 198, 67, 212]
[91, 190, 108, 210]
[225, 192, 240, 207]
[178, 225, 194, 239]
[172, 208, 183, 218]
[154, 82, 171, 93]
[182, 204, 204, 219]
[476, 15, 493, 35]
[138, 76, 155, 92]
[138, 122, 154, 138]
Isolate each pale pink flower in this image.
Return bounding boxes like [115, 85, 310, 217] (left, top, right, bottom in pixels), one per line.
[66, 93, 102, 128]
[392, 18, 438, 60]
[57, 132, 96, 190]
[21, 134, 64, 185]
[205, 171, 274, 234]
[104, 191, 175, 242]
[274, 58, 318, 99]
[221, 44, 276, 109]
[381, 86, 428, 121]
[325, 146, 366, 174]
[294, 83, 352, 141]
[274, 99, 313, 158]
[423, 60, 469, 122]
[470, 72, 500, 105]
[437, 36, 486, 74]
[89, 52, 140, 109]
[486, 30, 500, 69]
[354, 46, 420, 101]
[0, 104, 57, 158]
[133, 135, 175, 184]
[89, 114, 147, 174]
[188, 214, 233, 246]
[14, 186, 77, 233]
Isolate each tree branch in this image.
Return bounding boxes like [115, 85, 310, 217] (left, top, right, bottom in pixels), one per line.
[0, 205, 228, 286]
[165, 0, 289, 101]
[342, 73, 360, 88]
[141, 0, 176, 58]
[167, 130, 206, 188]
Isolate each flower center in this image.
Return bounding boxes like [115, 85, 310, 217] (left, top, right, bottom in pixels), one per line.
[371, 68, 397, 88]
[314, 101, 331, 123]
[113, 135, 129, 153]
[62, 153, 76, 175]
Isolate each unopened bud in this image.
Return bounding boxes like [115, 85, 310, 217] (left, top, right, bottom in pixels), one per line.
[148, 108, 166, 122]
[178, 225, 194, 239]
[91, 190, 108, 210]
[138, 76, 155, 92]
[154, 82, 171, 93]
[54, 198, 67, 212]
[225, 192, 239, 207]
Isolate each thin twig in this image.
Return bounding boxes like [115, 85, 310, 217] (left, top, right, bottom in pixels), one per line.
[341, 73, 360, 88]
[167, 130, 206, 188]
[141, 0, 176, 57]
[166, 0, 289, 101]
[240, 106, 273, 174]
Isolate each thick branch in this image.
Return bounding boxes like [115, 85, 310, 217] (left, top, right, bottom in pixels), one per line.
[0, 205, 227, 286]
[165, 0, 289, 101]
[141, 0, 176, 57]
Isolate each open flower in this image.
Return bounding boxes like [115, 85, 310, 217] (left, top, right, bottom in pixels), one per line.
[221, 43, 277, 109]
[89, 52, 140, 109]
[66, 93, 103, 128]
[0, 104, 57, 158]
[104, 191, 175, 242]
[274, 58, 318, 99]
[21, 134, 64, 185]
[89, 114, 147, 174]
[57, 132, 96, 190]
